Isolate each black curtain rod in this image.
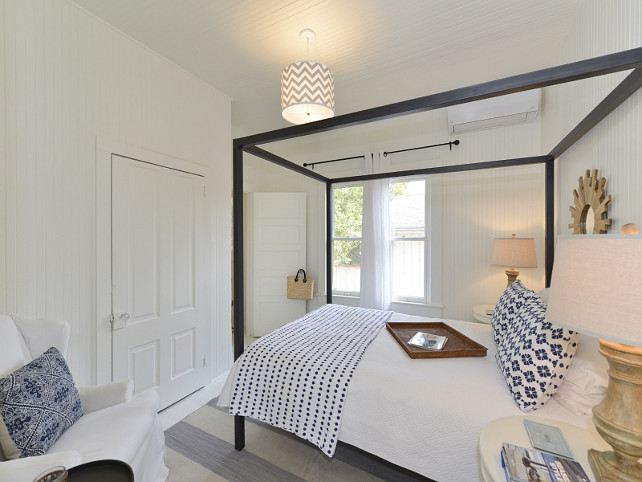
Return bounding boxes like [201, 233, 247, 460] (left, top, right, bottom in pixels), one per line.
[302, 155, 365, 169]
[384, 139, 459, 156]
[303, 139, 460, 169]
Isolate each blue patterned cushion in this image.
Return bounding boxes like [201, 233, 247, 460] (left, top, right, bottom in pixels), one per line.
[491, 280, 536, 345]
[0, 347, 82, 458]
[496, 295, 579, 411]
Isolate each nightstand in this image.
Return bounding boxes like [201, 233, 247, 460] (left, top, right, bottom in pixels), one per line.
[473, 304, 495, 324]
[478, 416, 609, 482]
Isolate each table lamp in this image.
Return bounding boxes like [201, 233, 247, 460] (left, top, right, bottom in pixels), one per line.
[546, 235, 642, 481]
[491, 234, 537, 286]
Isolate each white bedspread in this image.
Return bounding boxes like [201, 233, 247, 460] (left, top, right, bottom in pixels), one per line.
[339, 313, 592, 481]
[220, 312, 592, 481]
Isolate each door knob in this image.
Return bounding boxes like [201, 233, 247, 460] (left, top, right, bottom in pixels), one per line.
[111, 312, 130, 330]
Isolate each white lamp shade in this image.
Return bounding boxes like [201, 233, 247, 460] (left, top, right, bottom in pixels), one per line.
[491, 237, 537, 268]
[546, 235, 642, 347]
[281, 60, 335, 124]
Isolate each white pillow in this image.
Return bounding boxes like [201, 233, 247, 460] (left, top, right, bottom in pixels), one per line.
[77, 379, 134, 413]
[553, 334, 608, 415]
[536, 288, 550, 305]
[534, 291, 608, 415]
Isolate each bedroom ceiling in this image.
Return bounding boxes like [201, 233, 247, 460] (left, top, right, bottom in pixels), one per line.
[72, 0, 584, 135]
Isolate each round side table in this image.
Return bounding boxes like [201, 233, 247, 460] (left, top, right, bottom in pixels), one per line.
[478, 416, 609, 482]
[68, 459, 133, 481]
[473, 304, 495, 324]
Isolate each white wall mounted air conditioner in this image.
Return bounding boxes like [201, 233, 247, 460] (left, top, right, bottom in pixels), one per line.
[447, 89, 541, 134]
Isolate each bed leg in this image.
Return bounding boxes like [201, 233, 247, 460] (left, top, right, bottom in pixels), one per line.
[234, 415, 245, 450]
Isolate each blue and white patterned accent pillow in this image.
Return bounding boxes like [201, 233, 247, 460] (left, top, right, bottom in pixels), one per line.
[0, 347, 83, 458]
[496, 295, 579, 411]
[491, 280, 536, 345]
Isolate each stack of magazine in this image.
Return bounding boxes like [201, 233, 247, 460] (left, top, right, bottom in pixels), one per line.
[501, 443, 590, 482]
[408, 332, 447, 350]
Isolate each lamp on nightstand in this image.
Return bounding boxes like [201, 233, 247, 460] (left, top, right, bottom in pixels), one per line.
[546, 235, 642, 481]
[491, 234, 537, 286]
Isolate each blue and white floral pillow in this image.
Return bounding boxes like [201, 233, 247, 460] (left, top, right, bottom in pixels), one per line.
[0, 347, 83, 458]
[491, 280, 536, 345]
[495, 295, 579, 412]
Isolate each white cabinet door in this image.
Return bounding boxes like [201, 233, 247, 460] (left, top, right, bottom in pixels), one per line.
[111, 155, 207, 409]
[249, 192, 307, 336]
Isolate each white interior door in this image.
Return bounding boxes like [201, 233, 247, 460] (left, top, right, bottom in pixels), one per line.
[111, 154, 207, 409]
[249, 192, 307, 336]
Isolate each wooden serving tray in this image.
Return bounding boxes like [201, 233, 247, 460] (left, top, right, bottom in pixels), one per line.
[386, 321, 487, 358]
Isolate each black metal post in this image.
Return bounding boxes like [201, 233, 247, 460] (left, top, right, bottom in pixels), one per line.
[244, 146, 330, 183]
[232, 139, 245, 450]
[332, 156, 548, 184]
[237, 47, 642, 147]
[545, 157, 555, 287]
[549, 68, 642, 160]
[326, 181, 333, 304]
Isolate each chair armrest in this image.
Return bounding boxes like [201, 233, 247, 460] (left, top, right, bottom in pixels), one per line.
[78, 379, 134, 413]
[0, 450, 81, 479]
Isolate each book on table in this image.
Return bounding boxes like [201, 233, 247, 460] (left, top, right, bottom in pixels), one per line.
[501, 442, 590, 482]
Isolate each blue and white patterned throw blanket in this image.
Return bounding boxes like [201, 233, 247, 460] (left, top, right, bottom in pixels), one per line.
[228, 304, 392, 456]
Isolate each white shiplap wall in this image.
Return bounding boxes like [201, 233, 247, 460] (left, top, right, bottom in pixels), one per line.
[236, 2, 641, 326]
[1, 0, 233, 384]
[545, 1, 642, 234]
[251, 110, 546, 322]
[0, 2, 6, 321]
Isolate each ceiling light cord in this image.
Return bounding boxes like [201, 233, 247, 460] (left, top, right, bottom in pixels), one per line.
[300, 29, 315, 119]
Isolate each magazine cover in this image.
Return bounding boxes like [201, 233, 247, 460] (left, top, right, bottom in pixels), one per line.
[501, 443, 590, 482]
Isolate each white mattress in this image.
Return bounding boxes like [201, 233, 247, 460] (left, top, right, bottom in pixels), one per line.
[220, 313, 592, 481]
[338, 314, 591, 481]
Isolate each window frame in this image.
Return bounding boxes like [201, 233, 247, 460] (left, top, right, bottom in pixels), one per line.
[330, 175, 441, 310]
[331, 182, 364, 297]
[389, 176, 429, 304]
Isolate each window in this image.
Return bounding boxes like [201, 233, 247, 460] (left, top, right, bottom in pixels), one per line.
[332, 185, 363, 295]
[390, 179, 426, 302]
[331, 178, 435, 304]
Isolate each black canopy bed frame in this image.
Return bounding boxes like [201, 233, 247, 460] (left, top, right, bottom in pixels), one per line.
[231, 47, 642, 452]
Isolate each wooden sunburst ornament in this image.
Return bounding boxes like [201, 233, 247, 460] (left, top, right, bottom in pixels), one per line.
[569, 169, 612, 234]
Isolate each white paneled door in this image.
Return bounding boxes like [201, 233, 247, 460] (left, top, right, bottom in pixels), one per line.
[249, 192, 307, 336]
[111, 155, 207, 409]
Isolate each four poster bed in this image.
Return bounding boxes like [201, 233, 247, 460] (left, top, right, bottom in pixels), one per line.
[224, 48, 642, 480]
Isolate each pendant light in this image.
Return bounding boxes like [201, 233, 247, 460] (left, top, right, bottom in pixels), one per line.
[281, 29, 335, 124]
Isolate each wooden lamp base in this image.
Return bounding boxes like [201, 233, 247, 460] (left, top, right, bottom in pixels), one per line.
[504, 268, 520, 287]
[588, 340, 642, 481]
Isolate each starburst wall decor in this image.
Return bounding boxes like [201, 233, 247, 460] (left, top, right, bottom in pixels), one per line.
[568, 169, 612, 234]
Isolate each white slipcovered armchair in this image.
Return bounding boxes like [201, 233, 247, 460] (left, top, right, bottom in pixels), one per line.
[0, 315, 169, 481]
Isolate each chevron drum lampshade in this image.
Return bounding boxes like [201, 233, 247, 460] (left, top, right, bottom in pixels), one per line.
[281, 60, 335, 124]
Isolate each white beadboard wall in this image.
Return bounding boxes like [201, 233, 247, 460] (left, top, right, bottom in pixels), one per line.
[0, 2, 6, 321]
[544, 1, 642, 234]
[1, 0, 233, 384]
[236, 2, 641, 327]
[249, 109, 546, 322]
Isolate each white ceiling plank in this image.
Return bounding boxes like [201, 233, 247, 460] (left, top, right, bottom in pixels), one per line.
[72, 0, 584, 133]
